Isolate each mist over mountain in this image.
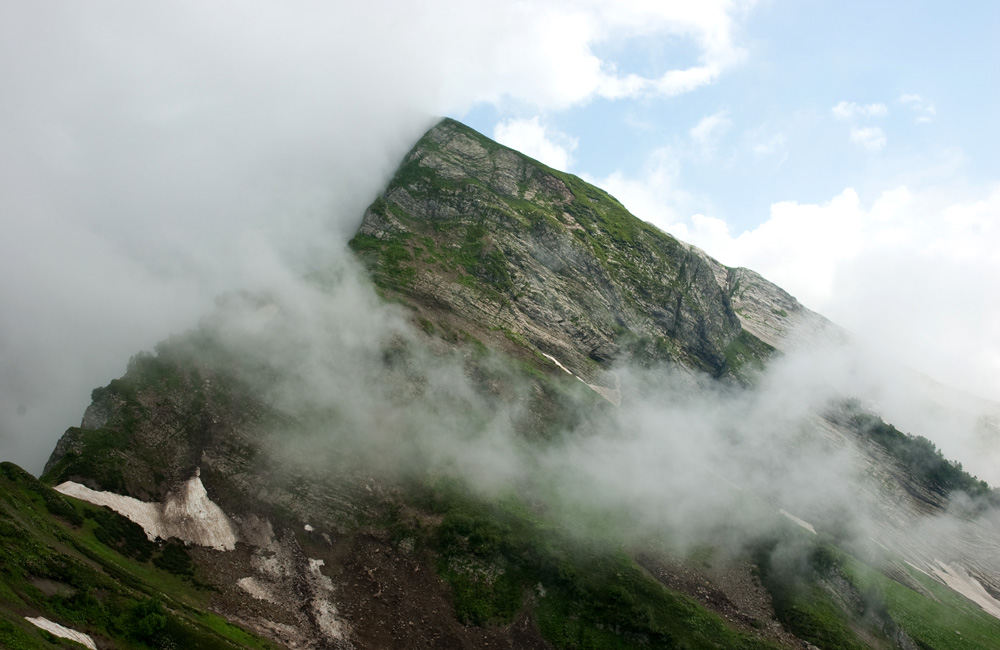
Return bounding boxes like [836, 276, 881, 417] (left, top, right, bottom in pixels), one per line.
[3, 1, 998, 485]
[2, 119, 1000, 650]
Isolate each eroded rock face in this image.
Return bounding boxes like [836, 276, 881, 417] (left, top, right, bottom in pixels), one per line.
[353, 118, 758, 384]
[689, 246, 839, 351]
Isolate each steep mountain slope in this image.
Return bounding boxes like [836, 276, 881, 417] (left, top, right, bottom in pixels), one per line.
[0, 461, 278, 650]
[351, 118, 787, 387]
[6, 118, 1000, 650]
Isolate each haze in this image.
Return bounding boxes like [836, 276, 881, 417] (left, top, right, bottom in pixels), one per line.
[1, 0, 997, 478]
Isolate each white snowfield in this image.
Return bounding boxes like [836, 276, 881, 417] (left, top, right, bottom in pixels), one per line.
[778, 509, 817, 535]
[307, 558, 349, 641]
[24, 616, 97, 649]
[541, 352, 622, 406]
[55, 469, 239, 550]
[237, 576, 278, 603]
[930, 560, 1000, 620]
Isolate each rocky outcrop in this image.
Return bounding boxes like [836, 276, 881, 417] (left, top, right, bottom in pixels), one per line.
[688, 244, 840, 351]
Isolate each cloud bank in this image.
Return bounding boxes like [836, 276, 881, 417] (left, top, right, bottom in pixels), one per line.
[194, 259, 998, 578]
[493, 118, 578, 171]
[0, 0, 754, 473]
[589, 171, 1000, 482]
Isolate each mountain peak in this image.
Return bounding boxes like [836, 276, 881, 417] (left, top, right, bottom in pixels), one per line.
[353, 118, 774, 382]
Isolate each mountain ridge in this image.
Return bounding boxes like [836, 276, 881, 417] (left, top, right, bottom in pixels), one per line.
[350, 117, 823, 386]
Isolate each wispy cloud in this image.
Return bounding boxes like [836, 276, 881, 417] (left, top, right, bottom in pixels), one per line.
[689, 110, 732, 158]
[585, 1, 753, 99]
[749, 132, 787, 161]
[831, 101, 889, 120]
[831, 101, 888, 151]
[850, 126, 887, 151]
[899, 93, 936, 123]
[0, 0, 759, 472]
[493, 117, 577, 171]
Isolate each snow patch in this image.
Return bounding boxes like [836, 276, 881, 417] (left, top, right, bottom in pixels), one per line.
[55, 469, 239, 550]
[159, 469, 239, 550]
[55, 481, 162, 536]
[25, 616, 96, 650]
[239, 513, 278, 550]
[238, 576, 278, 603]
[779, 509, 817, 535]
[542, 352, 574, 376]
[307, 558, 350, 641]
[929, 560, 1000, 620]
[541, 352, 622, 406]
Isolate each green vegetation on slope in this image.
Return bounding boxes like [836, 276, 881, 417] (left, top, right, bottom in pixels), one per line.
[0, 462, 275, 650]
[754, 525, 1000, 650]
[410, 482, 784, 650]
[349, 229, 417, 290]
[831, 399, 997, 503]
[848, 557, 1000, 650]
[754, 537, 890, 650]
[723, 330, 775, 381]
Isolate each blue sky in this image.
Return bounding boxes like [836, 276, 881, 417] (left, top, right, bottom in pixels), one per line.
[1, 1, 998, 471]
[463, 1, 998, 231]
[452, 1, 1000, 405]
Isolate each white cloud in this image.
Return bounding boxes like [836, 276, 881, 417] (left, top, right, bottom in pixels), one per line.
[899, 93, 936, 123]
[689, 110, 732, 158]
[1, 0, 760, 471]
[582, 0, 753, 98]
[831, 101, 888, 151]
[669, 185, 1000, 404]
[850, 126, 887, 151]
[428, 0, 754, 109]
[583, 146, 699, 233]
[751, 132, 787, 158]
[691, 112, 731, 143]
[493, 117, 577, 171]
[831, 101, 889, 120]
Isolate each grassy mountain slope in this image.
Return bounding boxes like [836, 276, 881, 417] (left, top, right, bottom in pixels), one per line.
[0, 461, 276, 650]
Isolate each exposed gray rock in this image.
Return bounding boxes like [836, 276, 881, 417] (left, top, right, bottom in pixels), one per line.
[356, 118, 753, 386]
[686, 243, 841, 351]
[80, 400, 110, 430]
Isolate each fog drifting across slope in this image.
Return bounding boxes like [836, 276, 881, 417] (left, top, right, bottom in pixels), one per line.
[0, 1, 432, 471]
[0, 0, 755, 473]
[2, 0, 992, 498]
[2, 6, 994, 589]
[190, 251, 1000, 578]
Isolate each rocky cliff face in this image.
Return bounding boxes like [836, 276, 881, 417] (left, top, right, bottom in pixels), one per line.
[690, 247, 838, 352]
[352, 118, 777, 386]
[21, 119, 1000, 650]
